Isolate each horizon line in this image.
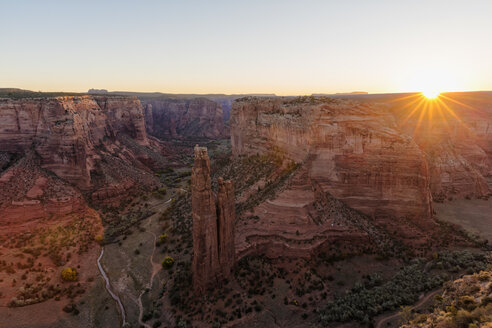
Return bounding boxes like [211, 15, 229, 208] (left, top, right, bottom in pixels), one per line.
[3, 87, 492, 97]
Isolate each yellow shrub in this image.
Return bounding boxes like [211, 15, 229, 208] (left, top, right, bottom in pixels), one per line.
[61, 267, 77, 282]
[94, 234, 104, 243]
[159, 234, 169, 243]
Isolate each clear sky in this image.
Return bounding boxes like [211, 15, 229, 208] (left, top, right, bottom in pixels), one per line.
[1, 0, 491, 95]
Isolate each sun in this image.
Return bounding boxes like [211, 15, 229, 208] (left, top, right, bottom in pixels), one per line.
[422, 90, 440, 99]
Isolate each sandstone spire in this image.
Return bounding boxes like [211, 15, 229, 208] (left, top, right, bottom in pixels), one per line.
[216, 177, 236, 277]
[191, 145, 236, 293]
[191, 145, 219, 293]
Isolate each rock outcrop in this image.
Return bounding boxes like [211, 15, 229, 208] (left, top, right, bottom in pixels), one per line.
[331, 92, 492, 200]
[192, 146, 220, 293]
[0, 95, 150, 189]
[192, 146, 235, 293]
[389, 92, 492, 200]
[142, 98, 225, 139]
[0, 94, 171, 225]
[216, 177, 236, 277]
[0, 153, 86, 226]
[230, 97, 433, 226]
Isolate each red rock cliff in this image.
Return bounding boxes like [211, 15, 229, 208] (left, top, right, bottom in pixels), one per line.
[389, 92, 492, 200]
[0, 95, 149, 189]
[216, 177, 236, 277]
[142, 98, 225, 139]
[230, 97, 433, 226]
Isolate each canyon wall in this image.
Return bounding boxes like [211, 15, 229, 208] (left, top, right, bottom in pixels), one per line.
[389, 93, 492, 200]
[142, 98, 225, 139]
[0, 153, 86, 226]
[330, 92, 492, 200]
[192, 146, 235, 293]
[230, 97, 433, 226]
[0, 95, 150, 189]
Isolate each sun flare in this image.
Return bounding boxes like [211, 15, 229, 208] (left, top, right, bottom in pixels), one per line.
[422, 90, 440, 99]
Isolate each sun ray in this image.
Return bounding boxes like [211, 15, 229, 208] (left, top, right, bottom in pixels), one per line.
[428, 98, 434, 129]
[400, 97, 427, 126]
[434, 101, 451, 133]
[436, 98, 464, 124]
[439, 94, 478, 112]
[414, 100, 429, 137]
[388, 93, 422, 103]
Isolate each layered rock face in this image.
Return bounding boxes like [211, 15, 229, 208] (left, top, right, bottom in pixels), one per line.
[0, 153, 86, 226]
[0, 94, 168, 227]
[216, 178, 236, 277]
[389, 93, 492, 200]
[0, 96, 150, 189]
[192, 146, 235, 293]
[231, 97, 433, 225]
[142, 98, 225, 139]
[192, 146, 220, 292]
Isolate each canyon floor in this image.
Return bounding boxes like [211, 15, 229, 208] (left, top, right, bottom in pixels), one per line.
[434, 195, 492, 244]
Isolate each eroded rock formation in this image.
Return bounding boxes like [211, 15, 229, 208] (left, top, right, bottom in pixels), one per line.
[0, 95, 170, 222]
[229, 97, 444, 259]
[0, 95, 150, 189]
[192, 146, 235, 293]
[231, 97, 433, 225]
[0, 153, 86, 226]
[142, 98, 225, 139]
[389, 92, 492, 200]
[216, 177, 236, 277]
[192, 146, 220, 292]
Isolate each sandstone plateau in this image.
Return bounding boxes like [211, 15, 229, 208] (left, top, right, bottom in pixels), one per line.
[231, 97, 433, 223]
[229, 97, 447, 259]
[331, 92, 492, 201]
[388, 92, 492, 201]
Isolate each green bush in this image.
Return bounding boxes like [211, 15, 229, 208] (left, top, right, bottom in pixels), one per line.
[159, 234, 169, 243]
[162, 256, 175, 269]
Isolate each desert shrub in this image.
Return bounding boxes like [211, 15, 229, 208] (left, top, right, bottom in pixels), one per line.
[318, 250, 488, 324]
[94, 234, 104, 243]
[159, 234, 169, 243]
[162, 256, 175, 269]
[61, 267, 77, 282]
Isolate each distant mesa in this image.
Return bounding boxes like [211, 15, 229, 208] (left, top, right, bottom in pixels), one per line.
[88, 88, 109, 94]
[335, 91, 368, 95]
[311, 91, 368, 96]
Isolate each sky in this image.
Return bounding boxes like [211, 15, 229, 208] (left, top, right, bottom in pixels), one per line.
[1, 0, 491, 95]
